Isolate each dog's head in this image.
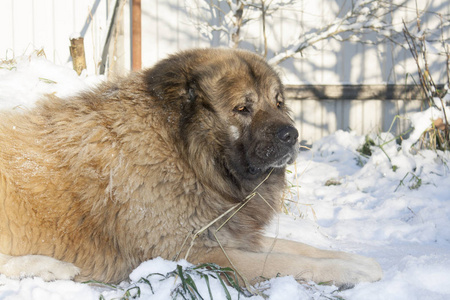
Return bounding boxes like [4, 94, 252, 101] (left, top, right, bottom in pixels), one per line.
[144, 48, 299, 184]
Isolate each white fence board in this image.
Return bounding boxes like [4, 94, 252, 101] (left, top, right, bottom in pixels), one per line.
[288, 99, 423, 145]
[0, 0, 112, 74]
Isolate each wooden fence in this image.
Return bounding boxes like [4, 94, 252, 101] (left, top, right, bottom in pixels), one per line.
[286, 85, 424, 144]
[0, 0, 444, 143]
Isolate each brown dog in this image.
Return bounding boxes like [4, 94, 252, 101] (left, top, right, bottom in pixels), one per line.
[0, 48, 382, 286]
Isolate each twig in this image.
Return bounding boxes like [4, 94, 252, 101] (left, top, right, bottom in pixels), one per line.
[179, 169, 276, 296]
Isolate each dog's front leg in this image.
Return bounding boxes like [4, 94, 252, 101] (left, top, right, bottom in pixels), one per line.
[0, 253, 80, 281]
[198, 239, 382, 287]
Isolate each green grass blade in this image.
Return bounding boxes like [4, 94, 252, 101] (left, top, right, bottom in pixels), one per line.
[138, 277, 154, 294]
[216, 273, 232, 300]
[201, 274, 214, 300]
[185, 273, 204, 300]
[177, 265, 188, 293]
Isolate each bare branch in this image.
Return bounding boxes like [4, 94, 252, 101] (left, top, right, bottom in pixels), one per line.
[186, 0, 450, 70]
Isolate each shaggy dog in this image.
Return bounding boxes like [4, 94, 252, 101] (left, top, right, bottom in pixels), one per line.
[0, 48, 382, 286]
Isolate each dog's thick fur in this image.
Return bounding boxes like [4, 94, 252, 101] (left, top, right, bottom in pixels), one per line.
[0, 48, 382, 286]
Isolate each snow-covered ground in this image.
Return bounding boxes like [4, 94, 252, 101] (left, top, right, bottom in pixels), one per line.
[0, 55, 449, 299]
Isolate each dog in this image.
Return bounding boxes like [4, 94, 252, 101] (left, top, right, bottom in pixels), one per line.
[0, 48, 382, 286]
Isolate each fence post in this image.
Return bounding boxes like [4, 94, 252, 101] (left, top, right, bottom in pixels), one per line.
[132, 0, 141, 70]
[69, 37, 87, 75]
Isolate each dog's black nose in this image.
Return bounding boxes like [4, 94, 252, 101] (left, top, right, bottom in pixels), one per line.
[277, 125, 298, 145]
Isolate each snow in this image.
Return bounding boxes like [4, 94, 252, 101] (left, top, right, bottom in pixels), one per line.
[69, 32, 82, 40]
[0, 55, 450, 299]
[403, 106, 450, 150]
[0, 55, 103, 111]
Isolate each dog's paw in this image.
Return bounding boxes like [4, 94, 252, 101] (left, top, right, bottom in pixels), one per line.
[313, 254, 383, 287]
[338, 255, 382, 286]
[0, 254, 80, 281]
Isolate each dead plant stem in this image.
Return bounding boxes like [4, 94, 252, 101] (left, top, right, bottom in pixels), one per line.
[180, 168, 276, 295]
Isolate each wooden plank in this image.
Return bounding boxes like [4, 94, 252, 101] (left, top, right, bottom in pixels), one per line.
[362, 100, 383, 133]
[31, 0, 54, 53]
[298, 100, 320, 145]
[0, 0, 14, 59]
[382, 100, 400, 133]
[341, 99, 352, 131]
[284, 84, 432, 101]
[12, 0, 34, 55]
[287, 97, 424, 144]
[321, 99, 338, 137]
[142, 0, 159, 67]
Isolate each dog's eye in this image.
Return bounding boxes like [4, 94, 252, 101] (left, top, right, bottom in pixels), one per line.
[234, 105, 250, 114]
[275, 93, 284, 109]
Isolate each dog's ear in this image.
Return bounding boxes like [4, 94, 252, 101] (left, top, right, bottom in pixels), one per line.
[144, 63, 200, 106]
[144, 53, 195, 103]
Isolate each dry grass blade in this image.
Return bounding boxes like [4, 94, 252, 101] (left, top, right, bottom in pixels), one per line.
[176, 169, 277, 296]
[402, 19, 450, 150]
[181, 169, 275, 260]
